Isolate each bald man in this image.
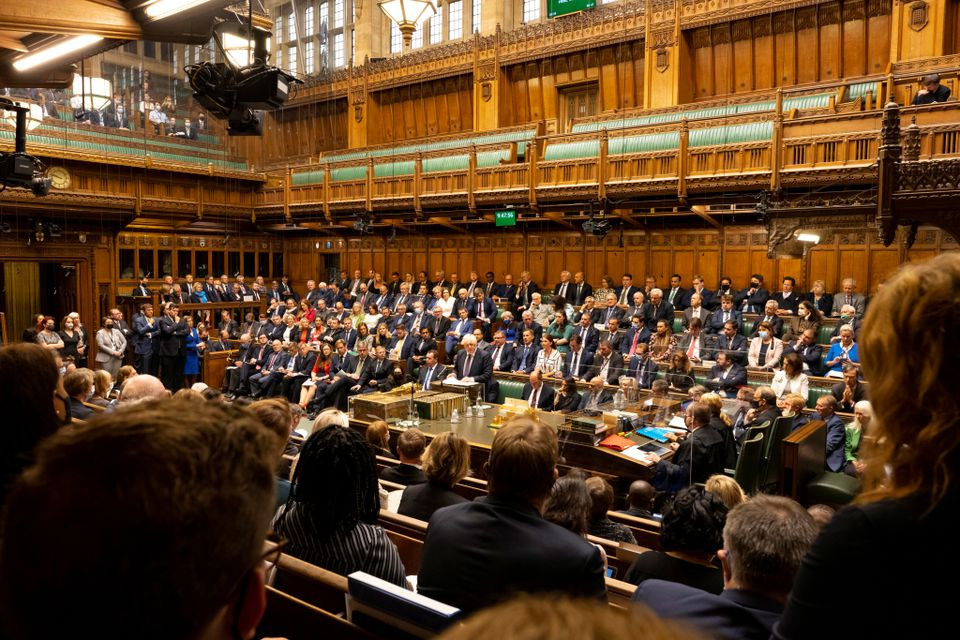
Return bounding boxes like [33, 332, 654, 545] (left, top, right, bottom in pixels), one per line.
[619, 480, 657, 519]
[118, 374, 169, 405]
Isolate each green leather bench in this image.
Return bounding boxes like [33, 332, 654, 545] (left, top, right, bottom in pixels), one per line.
[806, 472, 860, 506]
[495, 379, 527, 405]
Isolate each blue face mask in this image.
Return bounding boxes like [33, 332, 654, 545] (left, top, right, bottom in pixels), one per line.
[759, 331, 770, 339]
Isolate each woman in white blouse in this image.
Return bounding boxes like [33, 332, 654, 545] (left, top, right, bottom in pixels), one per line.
[534, 336, 563, 377]
[771, 353, 809, 402]
[435, 287, 456, 317]
[363, 303, 382, 332]
[280, 313, 297, 344]
[748, 320, 783, 370]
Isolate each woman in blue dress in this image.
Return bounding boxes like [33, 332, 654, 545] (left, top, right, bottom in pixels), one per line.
[183, 315, 201, 387]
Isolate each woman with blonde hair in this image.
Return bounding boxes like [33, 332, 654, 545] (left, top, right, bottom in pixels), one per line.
[842, 400, 873, 478]
[778, 253, 960, 638]
[89, 369, 113, 408]
[704, 474, 747, 510]
[398, 431, 471, 521]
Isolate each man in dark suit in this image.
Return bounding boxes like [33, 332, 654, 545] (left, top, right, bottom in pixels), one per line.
[520, 369, 556, 410]
[314, 343, 367, 411]
[428, 306, 451, 344]
[831, 366, 868, 413]
[578, 376, 612, 411]
[770, 277, 800, 315]
[158, 303, 189, 391]
[634, 495, 819, 640]
[709, 321, 747, 365]
[705, 294, 741, 334]
[665, 274, 689, 311]
[831, 278, 866, 317]
[417, 350, 446, 392]
[468, 289, 497, 338]
[703, 352, 747, 397]
[572, 296, 600, 325]
[813, 395, 847, 473]
[676, 318, 710, 365]
[644, 288, 675, 332]
[570, 271, 593, 306]
[683, 275, 714, 311]
[132, 303, 160, 375]
[486, 331, 515, 374]
[518, 312, 544, 343]
[280, 342, 317, 402]
[249, 340, 290, 398]
[683, 292, 713, 329]
[449, 334, 493, 387]
[202, 275, 221, 303]
[573, 312, 601, 356]
[512, 271, 539, 314]
[605, 318, 625, 353]
[511, 328, 541, 374]
[223, 334, 253, 395]
[132, 276, 151, 297]
[740, 387, 781, 450]
[750, 300, 785, 338]
[445, 307, 474, 356]
[621, 316, 652, 358]
[599, 293, 623, 329]
[734, 274, 770, 314]
[590, 340, 624, 385]
[553, 270, 574, 301]
[562, 335, 594, 381]
[417, 420, 607, 613]
[646, 403, 726, 491]
[614, 273, 641, 308]
[265, 280, 284, 305]
[782, 329, 823, 376]
[626, 343, 659, 390]
[380, 429, 428, 486]
[412, 272, 433, 296]
[410, 327, 437, 369]
[496, 273, 517, 304]
[229, 334, 270, 398]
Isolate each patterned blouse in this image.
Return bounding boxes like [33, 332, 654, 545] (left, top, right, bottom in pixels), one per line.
[273, 504, 407, 587]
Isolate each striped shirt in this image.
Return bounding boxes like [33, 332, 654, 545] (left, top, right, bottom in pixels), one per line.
[273, 504, 407, 586]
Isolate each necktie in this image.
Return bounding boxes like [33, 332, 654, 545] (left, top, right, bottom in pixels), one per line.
[653, 305, 659, 318]
[723, 311, 730, 323]
[424, 366, 434, 390]
[846, 294, 852, 305]
[529, 387, 539, 408]
[575, 284, 582, 302]
[620, 288, 628, 304]
[607, 308, 614, 322]
[493, 346, 502, 369]
[374, 359, 382, 375]
[268, 352, 278, 370]
[559, 283, 568, 299]
[354, 357, 365, 375]
[581, 327, 588, 340]
[463, 355, 473, 378]
[523, 346, 529, 368]
[630, 331, 640, 356]
[572, 351, 580, 376]
[637, 361, 646, 383]
[687, 336, 696, 358]
[479, 303, 485, 320]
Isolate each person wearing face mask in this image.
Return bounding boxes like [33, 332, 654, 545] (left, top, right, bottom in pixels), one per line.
[734, 274, 769, 314]
[739, 386, 781, 448]
[35, 316, 65, 353]
[829, 305, 861, 341]
[623, 315, 651, 357]
[748, 321, 783, 371]
[95, 317, 127, 378]
[783, 300, 822, 342]
[58, 315, 82, 361]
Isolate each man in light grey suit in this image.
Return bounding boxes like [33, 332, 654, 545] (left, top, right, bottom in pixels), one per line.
[831, 278, 866, 317]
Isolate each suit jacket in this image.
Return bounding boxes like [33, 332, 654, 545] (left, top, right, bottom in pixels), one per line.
[157, 315, 188, 356]
[734, 286, 770, 313]
[287, 352, 317, 376]
[704, 363, 748, 394]
[572, 307, 600, 325]
[380, 463, 427, 486]
[468, 297, 497, 321]
[357, 357, 393, 388]
[496, 283, 517, 302]
[518, 322, 544, 343]
[259, 350, 291, 375]
[512, 281, 540, 309]
[511, 342, 541, 373]
[486, 343, 516, 372]
[388, 335, 417, 361]
[428, 316, 451, 339]
[634, 580, 782, 640]
[578, 389, 613, 411]
[398, 482, 469, 522]
[521, 383, 556, 409]
[417, 363, 447, 390]
[708, 333, 747, 364]
[131, 284, 152, 297]
[590, 352, 625, 385]
[621, 325, 652, 356]
[682, 306, 713, 330]
[626, 356, 659, 389]
[653, 426, 727, 491]
[706, 308, 742, 334]
[453, 349, 493, 384]
[770, 292, 800, 315]
[684, 288, 715, 311]
[783, 341, 824, 376]
[614, 285, 641, 306]
[814, 412, 847, 472]
[606, 330, 626, 354]
[202, 283, 222, 303]
[132, 314, 160, 355]
[562, 349, 595, 379]
[644, 302, 675, 331]
[567, 282, 592, 305]
[676, 332, 710, 362]
[750, 315, 784, 338]
[412, 337, 437, 360]
[832, 293, 866, 317]
[572, 324, 601, 354]
[831, 381, 868, 413]
[747, 338, 784, 369]
[95, 328, 127, 363]
[599, 305, 623, 327]
[417, 494, 607, 614]
[665, 287, 689, 310]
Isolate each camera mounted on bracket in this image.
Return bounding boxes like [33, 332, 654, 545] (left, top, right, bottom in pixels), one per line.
[0, 98, 51, 196]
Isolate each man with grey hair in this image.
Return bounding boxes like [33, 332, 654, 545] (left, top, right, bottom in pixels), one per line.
[832, 278, 866, 317]
[448, 333, 493, 386]
[118, 374, 169, 405]
[644, 287, 674, 331]
[633, 495, 818, 639]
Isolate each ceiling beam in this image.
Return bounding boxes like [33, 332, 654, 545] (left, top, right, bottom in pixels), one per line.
[0, 34, 27, 52]
[429, 217, 465, 233]
[611, 208, 642, 228]
[543, 211, 576, 230]
[382, 218, 415, 232]
[0, 2, 143, 39]
[690, 205, 722, 230]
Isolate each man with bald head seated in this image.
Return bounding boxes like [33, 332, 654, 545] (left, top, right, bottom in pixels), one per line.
[0, 398, 279, 640]
[417, 417, 607, 613]
[618, 480, 657, 519]
[119, 374, 170, 405]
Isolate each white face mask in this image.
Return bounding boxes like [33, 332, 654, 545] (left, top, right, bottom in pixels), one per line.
[759, 331, 770, 340]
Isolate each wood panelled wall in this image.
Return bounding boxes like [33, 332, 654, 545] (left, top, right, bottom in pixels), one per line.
[499, 42, 645, 131]
[285, 226, 957, 296]
[367, 75, 474, 145]
[688, 0, 892, 101]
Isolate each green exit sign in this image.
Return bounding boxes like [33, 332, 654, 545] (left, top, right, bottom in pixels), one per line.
[495, 210, 517, 227]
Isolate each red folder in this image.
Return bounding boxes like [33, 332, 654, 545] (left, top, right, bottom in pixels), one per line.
[598, 434, 635, 452]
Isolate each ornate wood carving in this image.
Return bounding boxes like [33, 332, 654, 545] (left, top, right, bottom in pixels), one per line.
[908, 1, 928, 32]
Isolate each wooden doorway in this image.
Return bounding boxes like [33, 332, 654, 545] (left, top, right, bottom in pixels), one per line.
[1, 260, 79, 338]
[559, 84, 599, 132]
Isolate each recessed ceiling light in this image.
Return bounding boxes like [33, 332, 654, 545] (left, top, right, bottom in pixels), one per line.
[144, 0, 213, 19]
[13, 35, 103, 72]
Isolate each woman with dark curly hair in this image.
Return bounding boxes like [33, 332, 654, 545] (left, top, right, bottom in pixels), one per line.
[273, 423, 407, 586]
[623, 486, 726, 593]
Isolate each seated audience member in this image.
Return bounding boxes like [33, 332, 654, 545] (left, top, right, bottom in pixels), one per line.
[665, 351, 695, 393]
[831, 365, 868, 413]
[830, 304, 862, 340]
[623, 486, 726, 593]
[398, 431, 471, 522]
[747, 321, 783, 371]
[618, 480, 657, 519]
[781, 393, 809, 432]
[778, 254, 960, 638]
[0, 343, 67, 509]
[771, 353, 809, 402]
[703, 351, 747, 397]
[522, 368, 556, 410]
[585, 476, 637, 544]
[843, 400, 873, 478]
[625, 342, 658, 390]
[823, 325, 859, 377]
[646, 403, 726, 492]
[542, 472, 593, 540]
[436, 595, 693, 640]
[750, 300, 784, 338]
[63, 368, 95, 420]
[380, 428, 428, 486]
[811, 395, 845, 473]
[806, 504, 836, 529]
[579, 375, 613, 412]
[676, 318, 708, 365]
[704, 475, 747, 510]
[553, 376, 582, 412]
[366, 420, 397, 460]
[782, 328, 824, 376]
[90, 369, 114, 408]
[274, 422, 407, 586]
[911, 72, 952, 105]
[111, 364, 137, 400]
[417, 417, 607, 613]
[700, 393, 737, 469]
[741, 386, 780, 436]
[0, 398, 279, 640]
[591, 340, 624, 385]
[249, 398, 296, 509]
[635, 495, 819, 640]
[118, 374, 169, 405]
